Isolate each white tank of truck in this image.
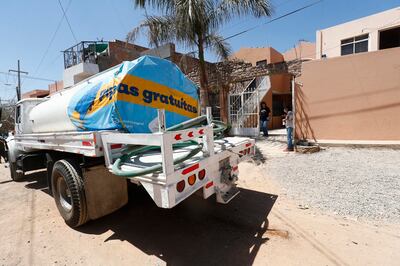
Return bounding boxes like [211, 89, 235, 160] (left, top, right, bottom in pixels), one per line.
[29, 65, 117, 133]
[29, 56, 199, 134]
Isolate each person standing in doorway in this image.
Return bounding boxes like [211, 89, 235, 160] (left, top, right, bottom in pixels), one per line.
[283, 107, 294, 151]
[260, 102, 271, 137]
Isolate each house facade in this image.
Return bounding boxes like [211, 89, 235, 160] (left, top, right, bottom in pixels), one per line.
[316, 7, 400, 59]
[231, 47, 292, 129]
[297, 7, 400, 142]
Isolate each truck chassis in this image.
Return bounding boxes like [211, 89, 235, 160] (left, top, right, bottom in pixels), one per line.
[7, 108, 255, 227]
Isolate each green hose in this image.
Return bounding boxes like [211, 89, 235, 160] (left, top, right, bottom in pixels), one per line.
[112, 116, 227, 178]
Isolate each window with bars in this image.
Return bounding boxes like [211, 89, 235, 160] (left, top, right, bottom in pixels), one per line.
[341, 34, 369, 56]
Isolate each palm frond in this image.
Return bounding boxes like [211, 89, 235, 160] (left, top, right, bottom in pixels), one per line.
[218, 0, 274, 19]
[127, 15, 177, 47]
[132, 0, 175, 11]
[204, 33, 232, 60]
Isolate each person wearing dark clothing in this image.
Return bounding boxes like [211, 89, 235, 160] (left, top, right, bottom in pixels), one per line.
[260, 102, 271, 137]
[0, 138, 7, 163]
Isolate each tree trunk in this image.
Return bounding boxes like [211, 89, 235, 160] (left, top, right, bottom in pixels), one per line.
[197, 41, 209, 113]
[219, 84, 229, 123]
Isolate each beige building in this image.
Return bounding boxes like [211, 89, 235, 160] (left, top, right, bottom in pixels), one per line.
[231, 47, 284, 66]
[283, 41, 316, 61]
[316, 7, 400, 59]
[297, 7, 400, 142]
[297, 47, 400, 142]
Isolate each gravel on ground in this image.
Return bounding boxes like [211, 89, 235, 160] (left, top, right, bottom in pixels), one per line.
[263, 146, 400, 222]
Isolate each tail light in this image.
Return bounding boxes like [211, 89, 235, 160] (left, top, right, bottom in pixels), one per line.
[111, 143, 123, 149]
[198, 169, 206, 180]
[188, 174, 196, 186]
[176, 180, 185, 192]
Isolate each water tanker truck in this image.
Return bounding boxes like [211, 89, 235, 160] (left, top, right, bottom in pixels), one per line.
[4, 56, 255, 227]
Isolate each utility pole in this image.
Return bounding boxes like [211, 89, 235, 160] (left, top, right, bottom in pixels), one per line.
[9, 60, 28, 101]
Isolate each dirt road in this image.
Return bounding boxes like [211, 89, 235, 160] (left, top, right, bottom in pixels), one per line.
[0, 161, 399, 266]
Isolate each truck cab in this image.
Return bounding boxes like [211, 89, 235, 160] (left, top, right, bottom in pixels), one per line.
[14, 98, 47, 135]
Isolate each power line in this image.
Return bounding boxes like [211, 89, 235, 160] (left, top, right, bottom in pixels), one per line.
[220, 0, 298, 34]
[0, 71, 56, 82]
[34, 0, 73, 76]
[58, 0, 78, 43]
[222, 0, 324, 42]
[181, 0, 324, 57]
[9, 60, 28, 101]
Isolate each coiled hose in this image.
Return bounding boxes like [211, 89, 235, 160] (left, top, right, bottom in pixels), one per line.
[112, 116, 227, 178]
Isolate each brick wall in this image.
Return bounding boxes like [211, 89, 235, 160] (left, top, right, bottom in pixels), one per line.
[97, 40, 149, 71]
[48, 80, 64, 95]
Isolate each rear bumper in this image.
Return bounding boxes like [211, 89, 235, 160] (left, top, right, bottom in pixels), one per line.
[139, 138, 255, 208]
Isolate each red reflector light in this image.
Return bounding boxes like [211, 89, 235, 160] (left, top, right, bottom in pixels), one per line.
[205, 181, 214, 189]
[111, 143, 123, 149]
[182, 163, 199, 175]
[198, 169, 206, 180]
[176, 180, 185, 192]
[246, 143, 252, 147]
[232, 166, 238, 171]
[188, 174, 196, 186]
[82, 141, 92, 146]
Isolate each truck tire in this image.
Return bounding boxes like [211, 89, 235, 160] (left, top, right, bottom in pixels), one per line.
[9, 162, 24, 181]
[51, 159, 88, 227]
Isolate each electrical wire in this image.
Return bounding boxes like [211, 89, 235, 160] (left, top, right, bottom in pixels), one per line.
[222, 0, 323, 43]
[219, 0, 298, 34]
[0, 72, 56, 82]
[57, 0, 78, 43]
[34, 0, 73, 76]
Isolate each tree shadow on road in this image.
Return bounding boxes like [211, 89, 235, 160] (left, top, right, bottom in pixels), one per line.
[79, 185, 277, 266]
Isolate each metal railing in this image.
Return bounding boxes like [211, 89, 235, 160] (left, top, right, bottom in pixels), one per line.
[228, 76, 271, 136]
[63, 41, 109, 69]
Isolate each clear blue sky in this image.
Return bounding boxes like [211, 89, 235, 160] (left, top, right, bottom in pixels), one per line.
[0, 0, 399, 100]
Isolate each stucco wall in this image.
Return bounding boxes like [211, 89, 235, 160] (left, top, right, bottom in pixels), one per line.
[283, 41, 316, 61]
[231, 47, 284, 65]
[316, 7, 400, 59]
[296, 47, 400, 141]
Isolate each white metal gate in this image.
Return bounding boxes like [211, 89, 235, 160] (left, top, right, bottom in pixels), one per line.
[228, 89, 260, 137]
[228, 76, 271, 137]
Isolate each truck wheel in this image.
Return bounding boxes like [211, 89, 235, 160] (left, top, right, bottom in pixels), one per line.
[51, 159, 88, 227]
[9, 162, 24, 181]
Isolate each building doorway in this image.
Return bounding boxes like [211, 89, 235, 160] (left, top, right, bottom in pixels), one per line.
[271, 93, 292, 129]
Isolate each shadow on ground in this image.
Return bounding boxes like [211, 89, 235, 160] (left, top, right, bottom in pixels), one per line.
[19, 169, 278, 266]
[253, 146, 267, 164]
[23, 170, 51, 195]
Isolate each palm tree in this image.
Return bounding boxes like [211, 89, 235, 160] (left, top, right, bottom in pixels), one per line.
[128, 0, 273, 113]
